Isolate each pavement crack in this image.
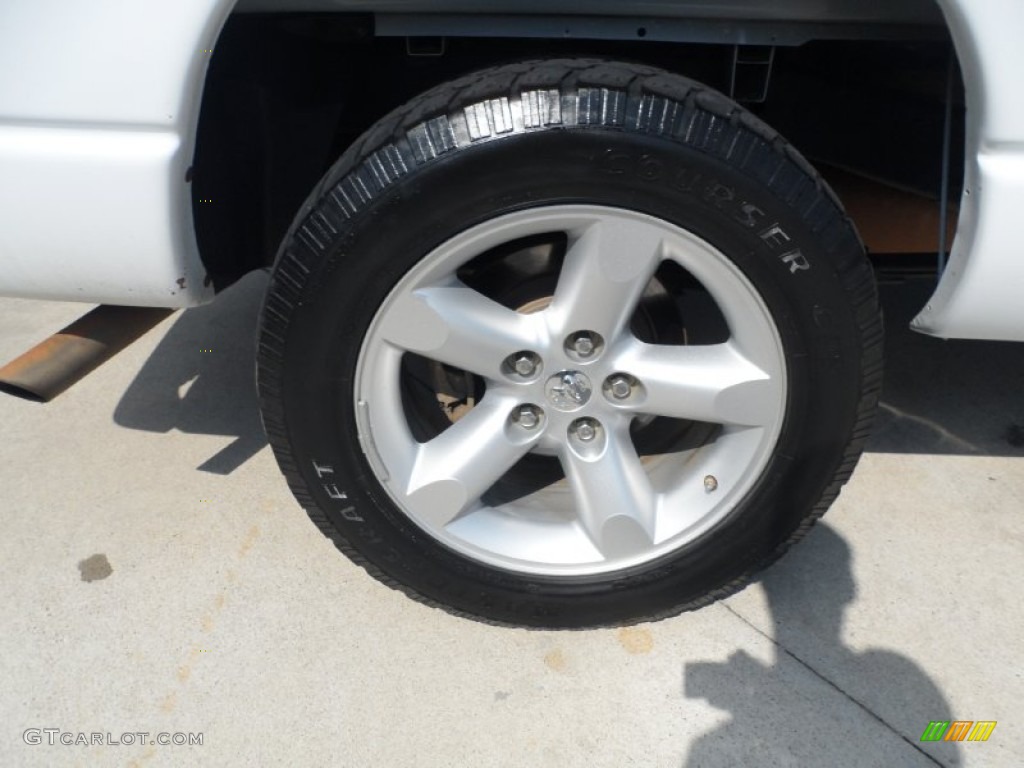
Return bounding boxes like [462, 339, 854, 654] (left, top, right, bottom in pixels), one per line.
[721, 603, 946, 768]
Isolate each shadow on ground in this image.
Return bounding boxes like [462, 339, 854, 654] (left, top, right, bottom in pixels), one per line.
[683, 524, 960, 766]
[871, 279, 1024, 456]
[113, 270, 269, 475]
[113, 275, 1024, 477]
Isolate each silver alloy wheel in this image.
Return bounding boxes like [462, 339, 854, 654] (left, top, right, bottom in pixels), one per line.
[354, 205, 787, 576]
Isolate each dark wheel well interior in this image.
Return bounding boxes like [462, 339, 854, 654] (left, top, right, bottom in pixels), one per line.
[191, 10, 963, 290]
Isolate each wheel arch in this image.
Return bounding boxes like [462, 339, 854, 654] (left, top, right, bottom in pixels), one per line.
[192, 0, 981, 303]
[912, 0, 1024, 340]
[0, 0, 237, 306]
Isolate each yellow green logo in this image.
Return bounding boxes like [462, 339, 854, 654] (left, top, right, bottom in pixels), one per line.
[920, 721, 996, 742]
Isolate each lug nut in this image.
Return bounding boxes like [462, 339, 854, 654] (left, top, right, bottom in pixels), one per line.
[574, 336, 595, 357]
[608, 375, 632, 399]
[704, 475, 719, 493]
[514, 355, 536, 376]
[516, 405, 542, 429]
[565, 331, 603, 361]
[571, 417, 600, 442]
[506, 351, 540, 378]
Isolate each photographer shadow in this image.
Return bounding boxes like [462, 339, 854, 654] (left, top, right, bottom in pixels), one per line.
[113, 270, 270, 475]
[683, 524, 959, 766]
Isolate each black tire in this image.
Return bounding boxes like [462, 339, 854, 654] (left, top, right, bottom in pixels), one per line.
[257, 59, 882, 628]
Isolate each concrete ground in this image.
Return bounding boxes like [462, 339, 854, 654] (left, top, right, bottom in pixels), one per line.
[0, 273, 1020, 767]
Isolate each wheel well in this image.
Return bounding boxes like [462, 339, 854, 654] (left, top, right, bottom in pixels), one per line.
[191, 7, 963, 290]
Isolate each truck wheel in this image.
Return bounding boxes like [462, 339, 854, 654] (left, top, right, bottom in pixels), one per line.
[257, 59, 882, 627]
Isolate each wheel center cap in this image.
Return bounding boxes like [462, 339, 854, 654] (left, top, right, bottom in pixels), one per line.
[545, 370, 592, 411]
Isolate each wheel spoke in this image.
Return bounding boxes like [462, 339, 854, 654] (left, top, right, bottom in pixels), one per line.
[560, 424, 657, 559]
[379, 285, 543, 378]
[547, 219, 664, 342]
[616, 342, 780, 427]
[404, 396, 536, 527]
[357, 204, 789, 576]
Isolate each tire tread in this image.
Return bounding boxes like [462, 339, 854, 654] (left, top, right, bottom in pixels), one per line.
[257, 58, 883, 628]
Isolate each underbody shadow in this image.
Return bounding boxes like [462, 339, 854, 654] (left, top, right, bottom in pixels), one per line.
[870, 279, 1024, 456]
[110, 273, 1023, 477]
[113, 271, 269, 475]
